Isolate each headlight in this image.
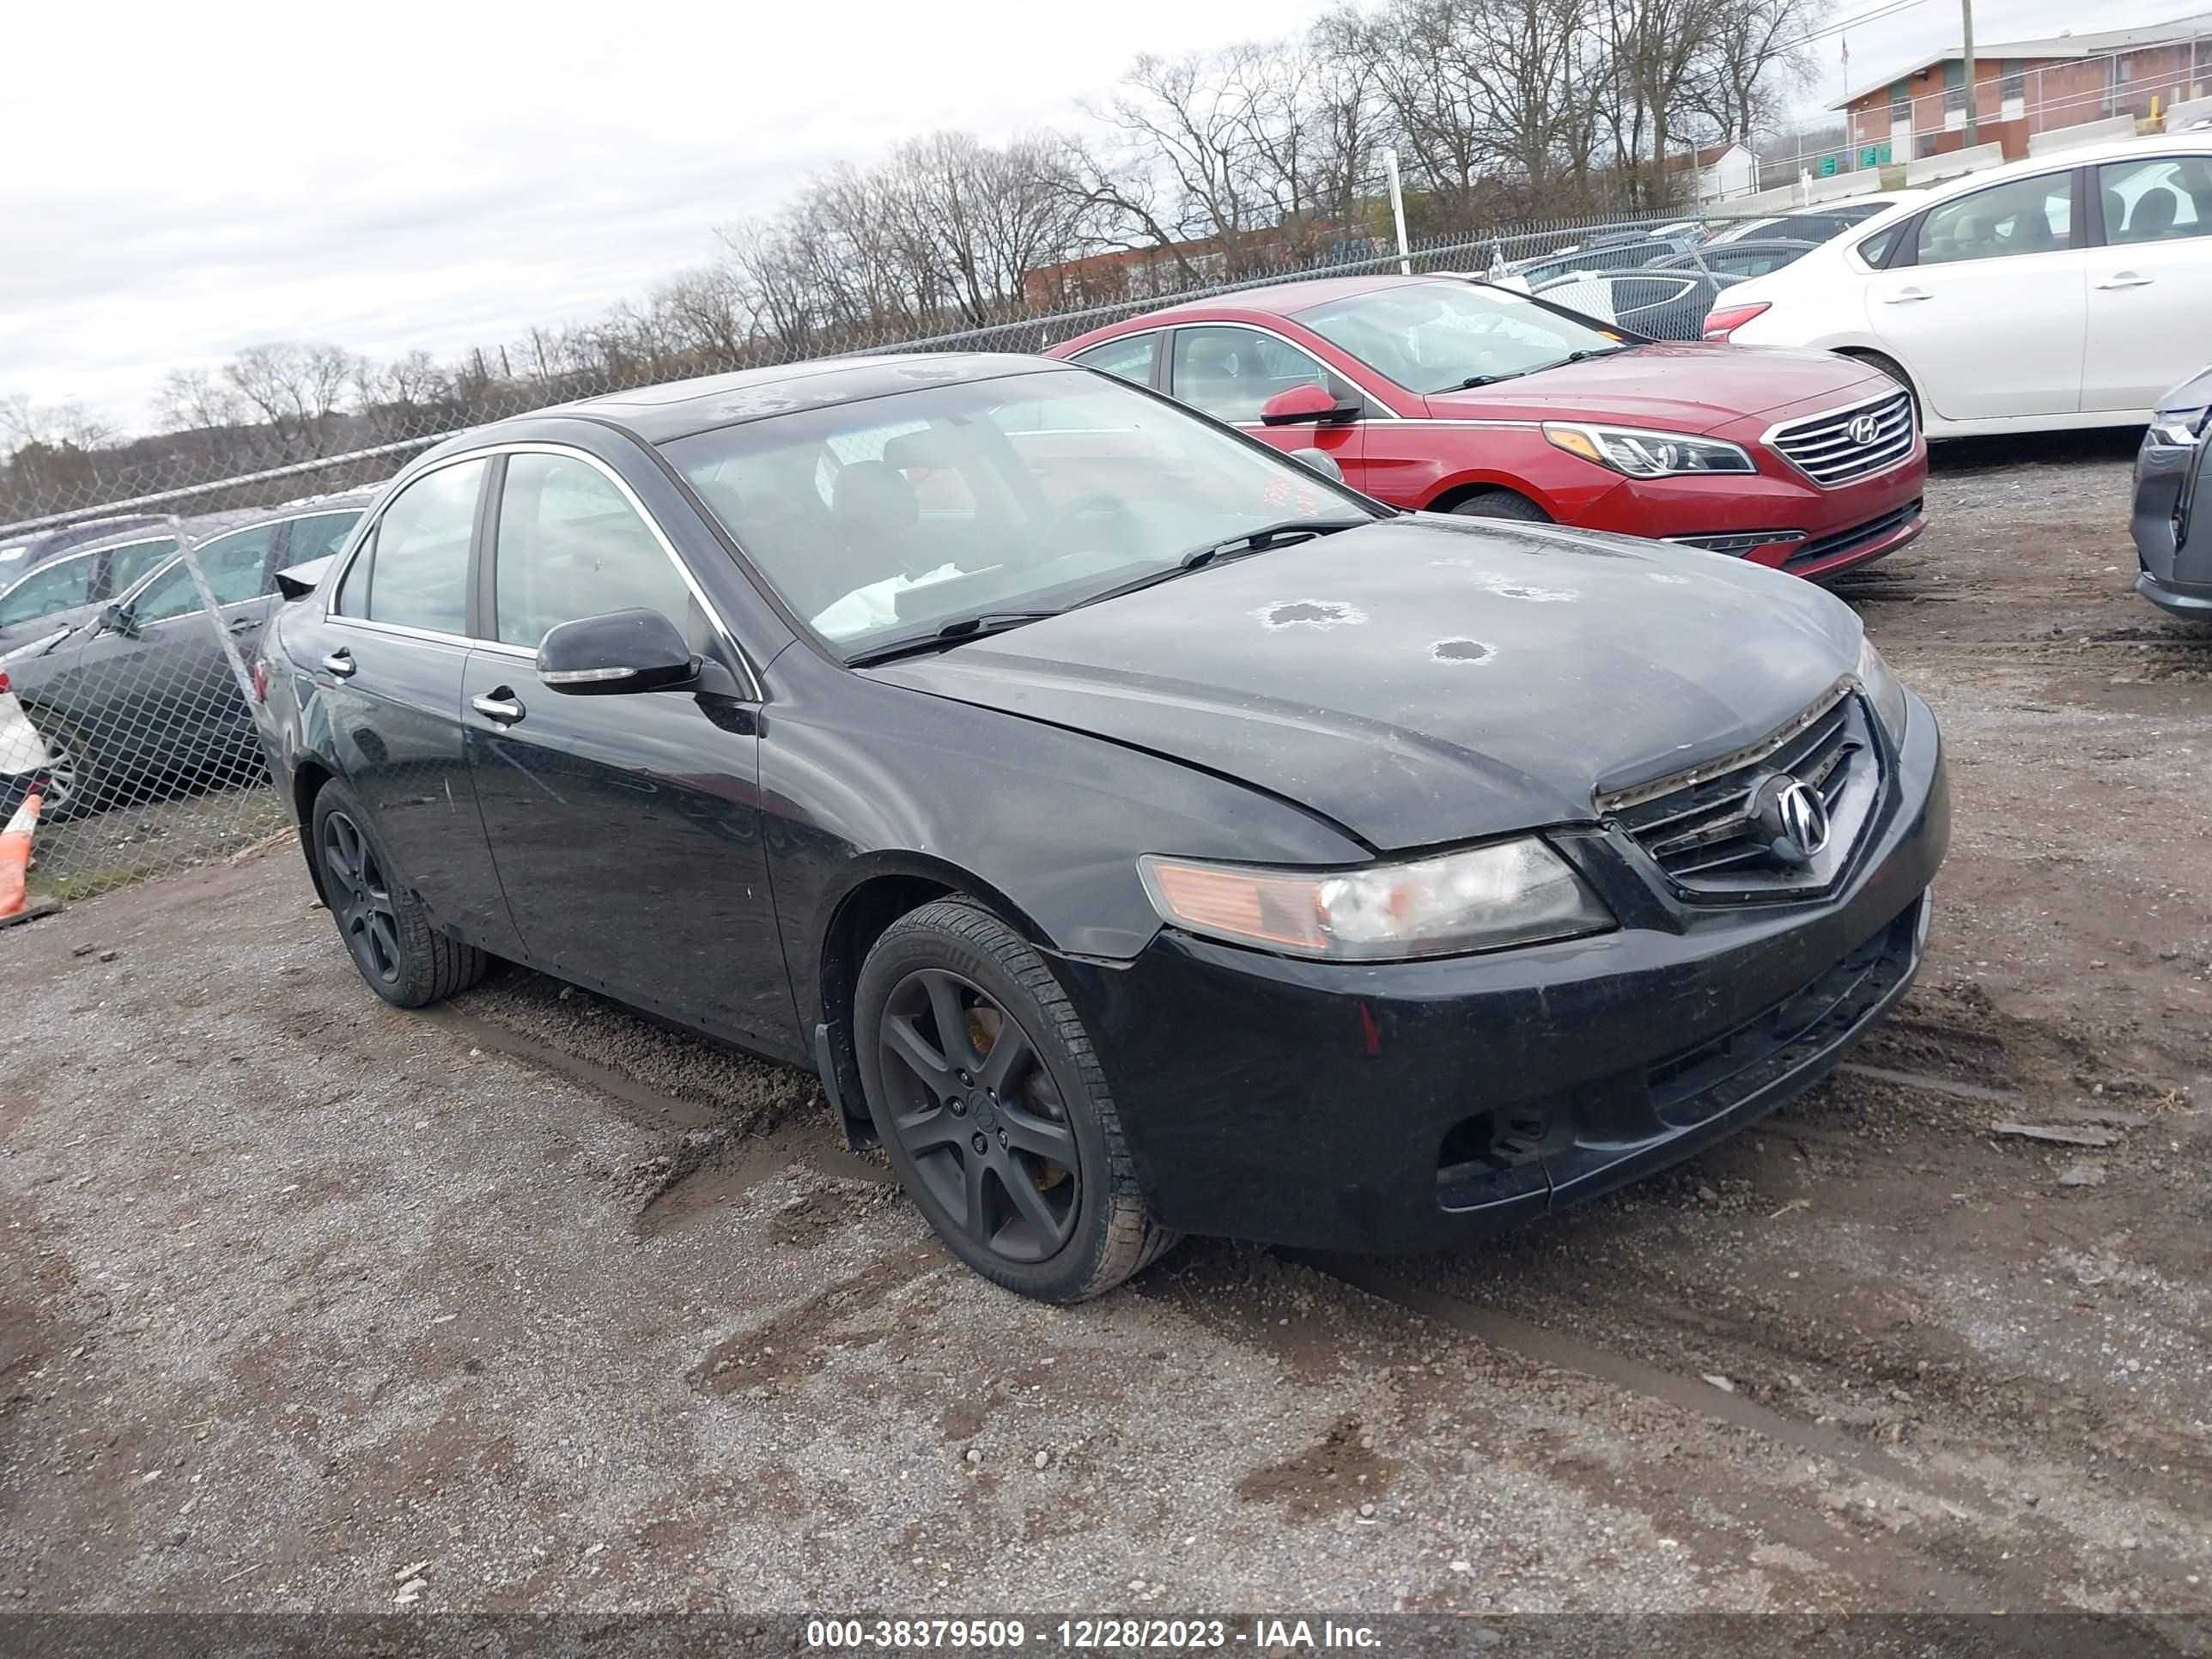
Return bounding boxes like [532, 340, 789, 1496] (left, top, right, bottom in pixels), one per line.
[1138, 838, 1614, 962]
[1856, 634, 1909, 744]
[1543, 422, 1755, 478]
[2148, 405, 2208, 447]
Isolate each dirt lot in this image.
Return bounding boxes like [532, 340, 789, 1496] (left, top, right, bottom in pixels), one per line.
[4, 432, 2210, 1626]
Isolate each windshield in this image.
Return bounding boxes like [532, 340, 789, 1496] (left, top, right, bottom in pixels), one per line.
[661, 368, 1377, 657]
[1297, 282, 1625, 395]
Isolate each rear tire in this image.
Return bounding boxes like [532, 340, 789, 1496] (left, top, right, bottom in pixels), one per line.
[1446, 489, 1552, 523]
[21, 709, 105, 823]
[1844, 349, 1922, 427]
[854, 898, 1177, 1302]
[310, 780, 486, 1008]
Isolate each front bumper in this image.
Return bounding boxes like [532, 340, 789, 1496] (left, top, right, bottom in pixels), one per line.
[1059, 691, 1949, 1253]
[1582, 441, 1929, 582]
[2133, 429, 2210, 617]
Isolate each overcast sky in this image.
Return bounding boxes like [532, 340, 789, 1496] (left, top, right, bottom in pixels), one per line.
[5, 0, 2199, 433]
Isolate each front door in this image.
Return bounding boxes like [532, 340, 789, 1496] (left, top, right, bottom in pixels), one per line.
[59, 523, 282, 790]
[1869, 168, 2087, 423]
[2081, 154, 2212, 414]
[1165, 325, 1367, 492]
[461, 448, 794, 1049]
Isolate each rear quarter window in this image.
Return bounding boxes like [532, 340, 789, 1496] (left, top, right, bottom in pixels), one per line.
[1856, 223, 1906, 266]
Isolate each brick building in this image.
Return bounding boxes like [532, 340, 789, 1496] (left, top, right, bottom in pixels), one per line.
[1835, 10, 2212, 163]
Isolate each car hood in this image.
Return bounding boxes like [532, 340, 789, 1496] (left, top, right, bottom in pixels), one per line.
[869, 515, 1862, 851]
[1428, 343, 1887, 434]
[0, 604, 97, 660]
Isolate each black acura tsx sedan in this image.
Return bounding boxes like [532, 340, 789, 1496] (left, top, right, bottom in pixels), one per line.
[258, 352, 1949, 1302]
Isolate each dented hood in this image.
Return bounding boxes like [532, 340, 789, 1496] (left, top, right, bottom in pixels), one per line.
[868, 514, 1863, 851]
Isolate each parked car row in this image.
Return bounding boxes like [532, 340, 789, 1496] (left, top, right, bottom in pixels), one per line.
[0, 494, 373, 817]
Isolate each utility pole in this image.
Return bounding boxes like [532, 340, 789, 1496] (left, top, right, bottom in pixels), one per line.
[1961, 0, 1978, 144]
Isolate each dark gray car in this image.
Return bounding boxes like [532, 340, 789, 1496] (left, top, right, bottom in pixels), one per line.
[2134, 366, 2212, 619]
[2, 495, 372, 816]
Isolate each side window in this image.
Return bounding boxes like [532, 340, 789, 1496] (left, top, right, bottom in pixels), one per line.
[1916, 173, 2074, 265]
[492, 453, 690, 650]
[2099, 156, 2210, 246]
[362, 459, 487, 635]
[102, 538, 179, 596]
[0, 556, 92, 627]
[1856, 223, 1906, 267]
[1170, 326, 1354, 423]
[132, 527, 279, 625]
[1070, 333, 1157, 386]
[285, 513, 362, 562]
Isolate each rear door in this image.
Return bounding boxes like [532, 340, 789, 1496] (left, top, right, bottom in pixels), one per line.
[1165, 324, 1367, 489]
[459, 447, 791, 1046]
[302, 454, 520, 954]
[1868, 167, 2087, 422]
[2082, 154, 2212, 414]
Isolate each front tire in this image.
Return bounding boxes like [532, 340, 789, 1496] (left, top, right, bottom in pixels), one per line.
[311, 781, 487, 1008]
[854, 898, 1177, 1302]
[1447, 489, 1551, 523]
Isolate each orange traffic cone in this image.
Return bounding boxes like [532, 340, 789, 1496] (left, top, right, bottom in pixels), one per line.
[0, 785, 59, 929]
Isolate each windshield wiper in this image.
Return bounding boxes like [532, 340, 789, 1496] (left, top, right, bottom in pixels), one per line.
[1439, 370, 1526, 392]
[1532, 345, 1635, 374]
[1067, 515, 1373, 609]
[1173, 516, 1372, 573]
[845, 610, 1060, 668]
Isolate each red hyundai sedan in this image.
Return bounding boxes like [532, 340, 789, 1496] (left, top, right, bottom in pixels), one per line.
[1048, 275, 1926, 580]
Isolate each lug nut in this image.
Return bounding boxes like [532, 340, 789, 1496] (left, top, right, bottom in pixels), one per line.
[971, 1133, 988, 1155]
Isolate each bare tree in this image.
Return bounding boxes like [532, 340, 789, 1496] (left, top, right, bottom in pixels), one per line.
[218, 343, 360, 457]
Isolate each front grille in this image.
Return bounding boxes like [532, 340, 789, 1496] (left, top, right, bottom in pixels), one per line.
[1782, 499, 1922, 571]
[1768, 389, 1916, 487]
[1598, 683, 1881, 902]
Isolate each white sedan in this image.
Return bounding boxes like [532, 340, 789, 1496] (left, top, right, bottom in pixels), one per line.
[1704, 134, 2212, 438]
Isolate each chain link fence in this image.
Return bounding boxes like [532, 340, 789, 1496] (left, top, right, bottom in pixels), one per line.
[2, 205, 1731, 909]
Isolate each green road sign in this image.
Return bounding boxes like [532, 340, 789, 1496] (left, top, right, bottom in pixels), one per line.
[1819, 155, 1838, 177]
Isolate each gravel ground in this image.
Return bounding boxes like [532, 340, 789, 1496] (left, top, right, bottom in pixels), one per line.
[4, 432, 2209, 1626]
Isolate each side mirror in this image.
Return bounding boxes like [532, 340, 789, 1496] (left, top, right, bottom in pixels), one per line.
[536, 607, 697, 696]
[100, 603, 138, 639]
[1287, 447, 1345, 483]
[1260, 383, 1361, 427]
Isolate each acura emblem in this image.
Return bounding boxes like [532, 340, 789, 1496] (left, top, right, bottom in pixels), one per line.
[1751, 774, 1832, 864]
[1847, 413, 1881, 447]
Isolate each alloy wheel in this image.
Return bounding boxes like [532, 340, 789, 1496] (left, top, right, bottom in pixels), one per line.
[320, 810, 404, 986]
[877, 967, 1079, 1264]
[40, 734, 77, 812]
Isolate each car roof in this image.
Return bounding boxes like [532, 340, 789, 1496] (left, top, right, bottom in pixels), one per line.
[1086, 272, 1474, 327]
[1850, 133, 2212, 231]
[541, 352, 1068, 445]
[63, 491, 379, 562]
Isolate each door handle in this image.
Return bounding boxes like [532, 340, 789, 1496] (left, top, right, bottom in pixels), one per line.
[227, 617, 260, 634]
[2096, 272, 2154, 289]
[471, 690, 526, 726]
[321, 649, 356, 678]
[1881, 287, 1932, 303]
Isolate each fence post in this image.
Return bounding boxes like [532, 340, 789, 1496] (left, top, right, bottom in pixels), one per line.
[1384, 149, 1412, 276]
